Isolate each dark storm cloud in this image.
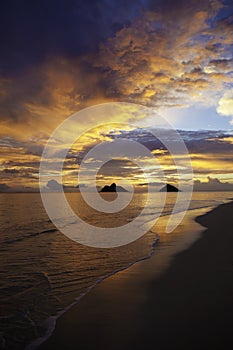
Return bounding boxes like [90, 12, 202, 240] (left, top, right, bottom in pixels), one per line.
[1, 0, 225, 75]
[0, 0, 151, 75]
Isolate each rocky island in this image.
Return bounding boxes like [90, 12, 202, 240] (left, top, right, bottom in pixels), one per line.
[159, 184, 181, 192]
[100, 183, 128, 192]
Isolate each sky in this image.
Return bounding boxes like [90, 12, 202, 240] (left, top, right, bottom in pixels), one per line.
[0, 0, 233, 191]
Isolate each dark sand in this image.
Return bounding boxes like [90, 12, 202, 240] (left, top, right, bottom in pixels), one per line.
[38, 202, 233, 350]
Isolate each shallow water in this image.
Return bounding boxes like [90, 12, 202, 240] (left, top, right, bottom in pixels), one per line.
[0, 191, 232, 349]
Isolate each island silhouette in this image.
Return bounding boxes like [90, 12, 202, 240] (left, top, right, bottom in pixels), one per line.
[100, 183, 128, 192]
[160, 184, 180, 192]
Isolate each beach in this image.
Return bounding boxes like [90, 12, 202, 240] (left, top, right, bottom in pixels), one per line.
[37, 201, 233, 350]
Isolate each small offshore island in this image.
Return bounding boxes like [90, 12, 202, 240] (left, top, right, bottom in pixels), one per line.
[160, 184, 181, 192]
[99, 183, 128, 192]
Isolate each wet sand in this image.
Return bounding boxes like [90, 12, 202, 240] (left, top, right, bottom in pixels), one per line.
[38, 202, 233, 350]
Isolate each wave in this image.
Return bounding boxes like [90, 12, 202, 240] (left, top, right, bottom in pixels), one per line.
[25, 232, 160, 350]
[1, 228, 58, 246]
[1, 198, 226, 247]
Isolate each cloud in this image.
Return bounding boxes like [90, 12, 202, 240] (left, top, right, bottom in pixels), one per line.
[41, 179, 87, 192]
[0, 58, 100, 139]
[0, 0, 150, 74]
[217, 89, 233, 124]
[205, 58, 233, 73]
[1, 0, 233, 142]
[66, 128, 233, 187]
[0, 183, 11, 192]
[1, 128, 232, 191]
[46, 179, 63, 191]
[1, 168, 20, 174]
[194, 177, 233, 191]
[93, 0, 232, 111]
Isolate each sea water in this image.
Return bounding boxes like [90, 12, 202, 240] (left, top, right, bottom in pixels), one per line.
[0, 191, 232, 349]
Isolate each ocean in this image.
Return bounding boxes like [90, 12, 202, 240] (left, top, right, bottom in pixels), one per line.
[0, 191, 232, 349]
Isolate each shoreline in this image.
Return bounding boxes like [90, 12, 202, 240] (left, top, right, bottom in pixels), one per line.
[35, 201, 233, 350]
[26, 233, 160, 350]
[26, 204, 208, 350]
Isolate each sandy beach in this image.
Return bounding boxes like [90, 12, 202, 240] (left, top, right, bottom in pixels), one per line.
[38, 201, 233, 350]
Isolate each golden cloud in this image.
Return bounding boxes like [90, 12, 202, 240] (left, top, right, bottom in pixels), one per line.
[217, 89, 233, 124]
